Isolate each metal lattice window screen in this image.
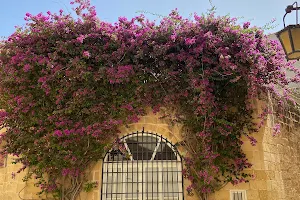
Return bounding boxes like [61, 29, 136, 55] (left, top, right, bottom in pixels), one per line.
[101, 130, 184, 200]
[230, 190, 247, 200]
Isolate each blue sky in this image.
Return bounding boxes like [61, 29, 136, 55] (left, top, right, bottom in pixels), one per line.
[0, 0, 297, 37]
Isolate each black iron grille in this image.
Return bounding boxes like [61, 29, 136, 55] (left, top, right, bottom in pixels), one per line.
[101, 130, 184, 200]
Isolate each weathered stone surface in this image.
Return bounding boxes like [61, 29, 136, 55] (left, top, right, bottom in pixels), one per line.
[0, 104, 299, 200]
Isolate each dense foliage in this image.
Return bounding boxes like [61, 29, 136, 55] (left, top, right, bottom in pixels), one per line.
[0, 0, 299, 199]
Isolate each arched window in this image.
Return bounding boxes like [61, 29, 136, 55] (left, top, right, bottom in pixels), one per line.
[101, 131, 184, 200]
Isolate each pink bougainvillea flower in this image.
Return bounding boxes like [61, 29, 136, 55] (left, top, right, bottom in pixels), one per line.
[23, 64, 31, 72]
[76, 34, 85, 43]
[272, 123, 281, 136]
[82, 51, 90, 58]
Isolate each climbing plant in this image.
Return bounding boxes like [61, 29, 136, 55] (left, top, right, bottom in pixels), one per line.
[0, 0, 299, 199]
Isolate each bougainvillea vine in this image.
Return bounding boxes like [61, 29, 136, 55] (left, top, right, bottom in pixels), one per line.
[0, 0, 299, 199]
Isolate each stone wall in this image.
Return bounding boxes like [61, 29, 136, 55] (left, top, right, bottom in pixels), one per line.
[0, 156, 42, 200]
[0, 109, 199, 200]
[0, 104, 299, 200]
[0, 128, 25, 200]
[209, 106, 269, 200]
[77, 108, 201, 200]
[262, 103, 300, 200]
[210, 101, 300, 200]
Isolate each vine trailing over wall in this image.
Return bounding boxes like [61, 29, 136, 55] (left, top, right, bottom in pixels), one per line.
[0, 0, 299, 199]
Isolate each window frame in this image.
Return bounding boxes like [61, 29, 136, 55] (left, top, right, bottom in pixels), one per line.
[101, 131, 184, 200]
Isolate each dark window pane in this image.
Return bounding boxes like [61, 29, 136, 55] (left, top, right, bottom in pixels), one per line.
[107, 149, 125, 161]
[154, 143, 177, 160]
[126, 136, 158, 160]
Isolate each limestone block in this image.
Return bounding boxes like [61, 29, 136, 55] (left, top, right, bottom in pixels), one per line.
[242, 140, 256, 152]
[132, 123, 145, 132]
[258, 190, 268, 200]
[247, 190, 259, 199]
[250, 180, 267, 190]
[264, 152, 272, 162]
[155, 126, 169, 137]
[254, 170, 267, 180]
[185, 194, 201, 200]
[244, 151, 254, 160]
[222, 182, 249, 190]
[94, 171, 100, 181]
[267, 191, 279, 200]
[141, 123, 157, 133]
[143, 116, 158, 124]
[211, 190, 230, 200]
